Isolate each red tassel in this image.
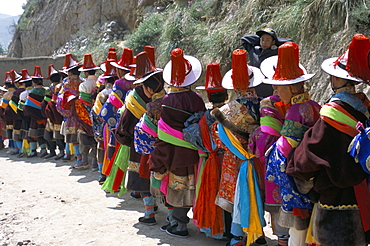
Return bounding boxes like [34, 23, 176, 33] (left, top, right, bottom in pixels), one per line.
[232, 49, 249, 90]
[170, 48, 192, 86]
[272, 42, 304, 80]
[346, 34, 370, 84]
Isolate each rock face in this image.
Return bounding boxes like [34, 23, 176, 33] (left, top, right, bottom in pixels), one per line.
[7, 0, 155, 58]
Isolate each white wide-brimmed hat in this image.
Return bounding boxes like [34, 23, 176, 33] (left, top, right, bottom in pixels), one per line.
[321, 34, 370, 84]
[262, 42, 315, 85]
[163, 48, 202, 87]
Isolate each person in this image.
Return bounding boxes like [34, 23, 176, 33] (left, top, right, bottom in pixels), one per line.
[23, 66, 49, 158]
[43, 64, 67, 160]
[17, 69, 33, 157]
[1, 71, 18, 154]
[188, 62, 229, 239]
[129, 50, 165, 226]
[73, 53, 100, 169]
[150, 48, 206, 238]
[249, 67, 290, 245]
[4, 70, 24, 156]
[262, 42, 321, 246]
[56, 53, 84, 165]
[98, 48, 134, 183]
[241, 27, 293, 98]
[286, 33, 370, 246]
[211, 49, 265, 246]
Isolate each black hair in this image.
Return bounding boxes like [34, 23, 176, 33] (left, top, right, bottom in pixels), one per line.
[87, 70, 96, 76]
[69, 67, 80, 76]
[25, 80, 33, 87]
[106, 77, 115, 84]
[5, 83, 15, 88]
[32, 78, 43, 85]
[50, 74, 62, 83]
[208, 90, 228, 104]
[143, 73, 164, 93]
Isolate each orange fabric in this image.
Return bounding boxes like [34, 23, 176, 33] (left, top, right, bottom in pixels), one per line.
[27, 96, 41, 107]
[274, 101, 291, 119]
[321, 116, 358, 137]
[139, 154, 151, 179]
[104, 143, 120, 176]
[75, 99, 92, 126]
[192, 114, 224, 236]
[325, 102, 358, 121]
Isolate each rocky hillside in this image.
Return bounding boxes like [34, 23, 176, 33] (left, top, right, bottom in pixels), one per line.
[7, 0, 157, 58]
[7, 0, 370, 103]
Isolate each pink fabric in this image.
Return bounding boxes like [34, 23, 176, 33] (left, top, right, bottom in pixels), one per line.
[276, 136, 293, 157]
[260, 125, 281, 136]
[158, 118, 184, 139]
[160, 174, 169, 195]
[142, 121, 158, 137]
[109, 93, 123, 109]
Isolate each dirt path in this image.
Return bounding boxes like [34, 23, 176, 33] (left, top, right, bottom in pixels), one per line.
[0, 148, 277, 246]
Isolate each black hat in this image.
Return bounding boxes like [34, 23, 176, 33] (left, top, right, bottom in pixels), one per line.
[256, 28, 277, 41]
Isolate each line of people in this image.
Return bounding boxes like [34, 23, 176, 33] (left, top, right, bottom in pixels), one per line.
[0, 29, 369, 246]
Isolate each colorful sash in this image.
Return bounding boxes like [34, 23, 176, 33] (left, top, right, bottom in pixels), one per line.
[218, 123, 265, 246]
[9, 100, 18, 113]
[92, 97, 103, 115]
[320, 102, 358, 137]
[17, 100, 24, 111]
[125, 89, 146, 119]
[158, 118, 197, 150]
[142, 114, 158, 137]
[260, 115, 282, 136]
[109, 91, 124, 109]
[79, 91, 92, 105]
[24, 95, 41, 110]
[0, 98, 9, 109]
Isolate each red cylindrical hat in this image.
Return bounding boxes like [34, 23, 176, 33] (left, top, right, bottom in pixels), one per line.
[32, 66, 43, 79]
[231, 49, 250, 90]
[272, 42, 304, 81]
[63, 53, 80, 70]
[117, 48, 133, 69]
[4, 72, 12, 83]
[47, 64, 59, 79]
[205, 62, 225, 92]
[144, 45, 156, 67]
[107, 51, 118, 62]
[170, 48, 192, 87]
[102, 59, 118, 78]
[80, 53, 99, 70]
[19, 69, 32, 82]
[344, 33, 370, 84]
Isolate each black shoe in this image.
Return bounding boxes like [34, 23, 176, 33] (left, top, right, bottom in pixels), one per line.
[254, 236, 267, 245]
[54, 153, 64, 160]
[62, 155, 72, 161]
[166, 225, 189, 238]
[160, 223, 177, 232]
[39, 150, 48, 158]
[138, 217, 157, 226]
[17, 153, 25, 158]
[27, 152, 37, 158]
[130, 191, 141, 199]
[44, 152, 56, 159]
[98, 175, 106, 185]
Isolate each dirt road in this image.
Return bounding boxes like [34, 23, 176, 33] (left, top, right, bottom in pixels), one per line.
[0, 148, 277, 246]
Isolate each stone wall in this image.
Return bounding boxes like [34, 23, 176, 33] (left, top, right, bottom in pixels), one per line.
[0, 56, 65, 85]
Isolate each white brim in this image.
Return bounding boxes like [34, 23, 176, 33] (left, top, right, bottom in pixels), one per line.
[133, 69, 163, 85]
[100, 63, 107, 72]
[163, 55, 202, 87]
[110, 62, 131, 71]
[0, 86, 8, 92]
[263, 73, 315, 85]
[321, 57, 363, 82]
[79, 67, 100, 72]
[124, 73, 136, 81]
[221, 65, 264, 90]
[260, 56, 308, 79]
